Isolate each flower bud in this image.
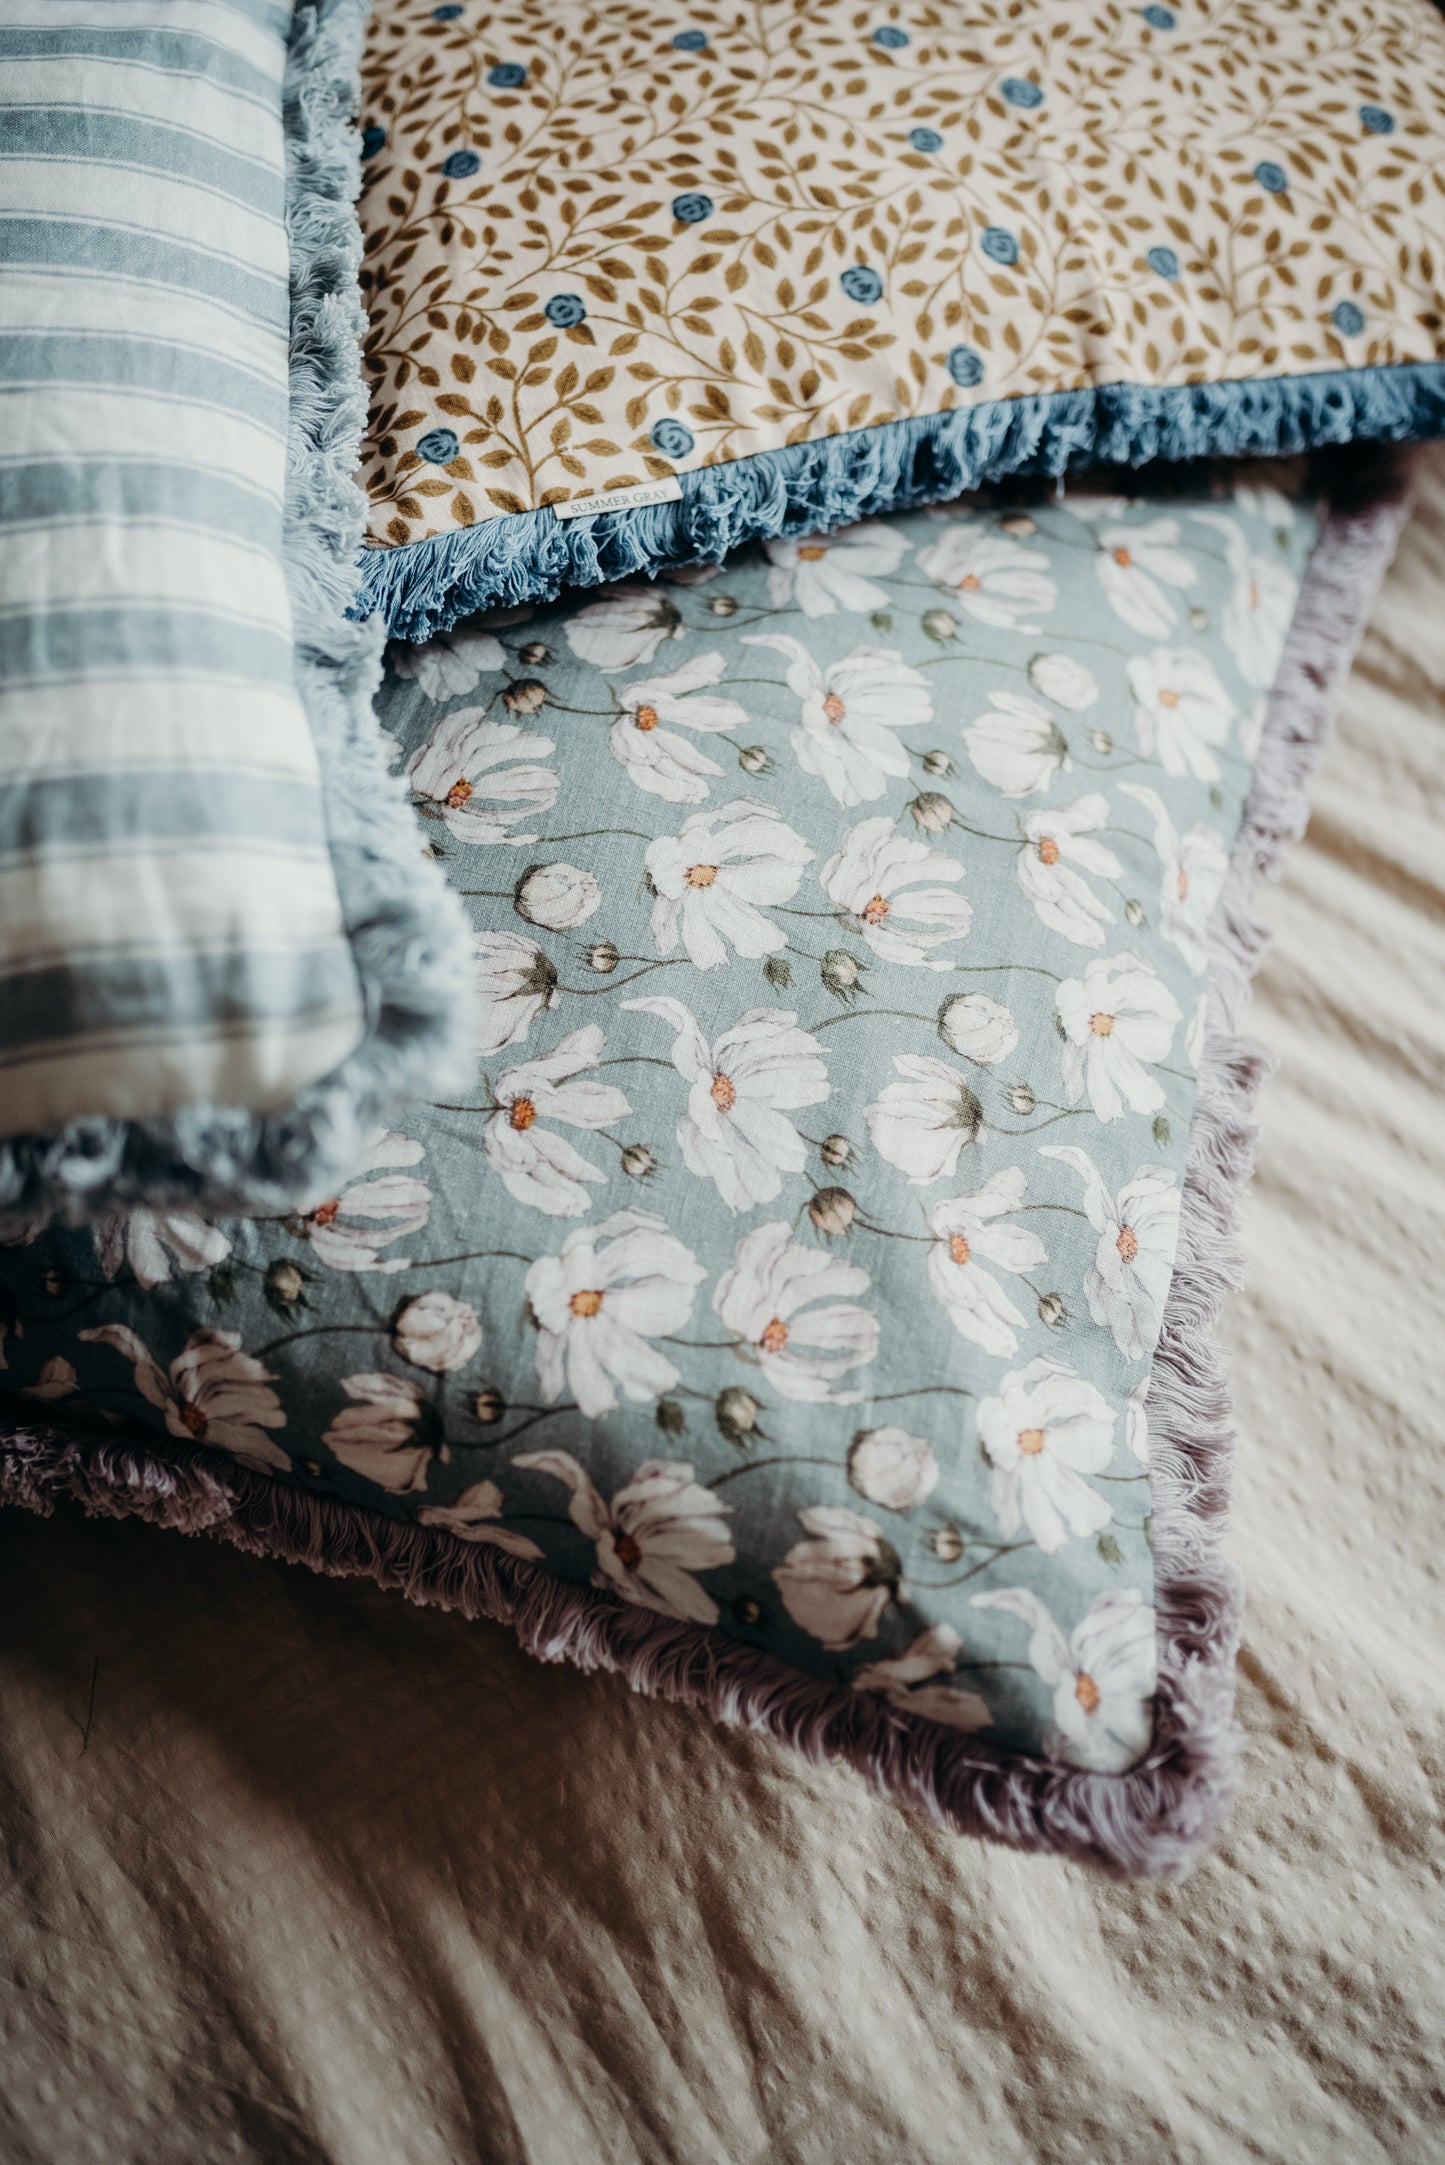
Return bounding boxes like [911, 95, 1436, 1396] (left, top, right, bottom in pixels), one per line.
[393, 1290, 482, 1373]
[1028, 651, 1098, 711]
[909, 790, 953, 833]
[1188, 606, 1209, 631]
[584, 941, 620, 974]
[999, 514, 1037, 538]
[716, 1386, 762, 1443]
[809, 1186, 856, 1237]
[820, 1133, 852, 1168]
[738, 744, 772, 774]
[474, 1386, 507, 1424]
[518, 641, 551, 667]
[1124, 897, 1146, 928]
[1008, 1081, 1036, 1116]
[515, 861, 602, 931]
[921, 748, 952, 777]
[655, 1397, 686, 1435]
[503, 677, 547, 713]
[264, 1259, 306, 1311]
[938, 991, 1018, 1066]
[1038, 1292, 1067, 1328]
[847, 1426, 939, 1511]
[821, 948, 863, 999]
[621, 1144, 656, 1180]
[930, 1524, 965, 1563]
[708, 594, 739, 617]
[1090, 728, 1114, 755]
[921, 608, 958, 643]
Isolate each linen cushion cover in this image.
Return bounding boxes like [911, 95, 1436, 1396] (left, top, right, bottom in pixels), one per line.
[1, 454, 1406, 1871]
[0, 0, 472, 1225]
[351, 0, 1445, 639]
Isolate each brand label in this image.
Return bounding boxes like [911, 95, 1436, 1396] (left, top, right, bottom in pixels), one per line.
[551, 477, 684, 520]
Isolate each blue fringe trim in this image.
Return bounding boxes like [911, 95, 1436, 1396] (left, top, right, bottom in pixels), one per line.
[359, 361, 1445, 644]
[0, 0, 475, 1232]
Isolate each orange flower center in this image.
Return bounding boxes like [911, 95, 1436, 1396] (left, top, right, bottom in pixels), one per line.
[797, 545, 828, 561]
[569, 1288, 605, 1318]
[1018, 1426, 1046, 1456]
[311, 1199, 340, 1227]
[1075, 1671, 1101, 1714]
[761, 1316, 789, 1353]
[1158, 687, 1180, 709]
[1117, 1225, 1139, 1265]
[685, 862, 719, 888]
[711, 1072, 736, 1113]
[948, 1232, 972, 1266]
[862, 892, 889, 924]
[508, 1095, 537, 1131]
[634, 703, 660, 731]
[958, 572, 982, 591]
[822, 692, 847, 724]
[614, 1531, 643, 1570]
[445, 778, 474, 807]
[1037, 835, 1060, 866]
[1089, 1011, 1115, 1037]
[179, 1401, 208, 1438]
[1177, 868, 1189, 900]
[1112, 546, 1132, 567]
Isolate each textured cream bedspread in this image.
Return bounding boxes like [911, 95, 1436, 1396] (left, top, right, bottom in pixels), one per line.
[3, 457, 1444, 2165]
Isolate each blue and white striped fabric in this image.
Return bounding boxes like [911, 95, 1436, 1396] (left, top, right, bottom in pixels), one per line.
[0, 0, 364, 1138]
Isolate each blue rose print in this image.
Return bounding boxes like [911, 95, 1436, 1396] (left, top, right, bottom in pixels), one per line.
[360, 124, 386, 162]
[650, 417, 695, 459]
[909, 127, 943, 153]
[1001, 78, 1043, 108]
[980, 226, 1020, 266]
[487, 61, 527, 88]
[946, 345, 984, 387]
[872, 25, 909, 48]
[1146, 246, 1180, 279]
[1331, 300, 1365, 336]
[1141, 4, 1175, 25]
[672, 192, 714, 224]
[440, 150, 480, 180]
[672, 29, 707, 50]
[1253, 161, 1288, 194]
[416, 428, 460, 465]
[1359, 105, 1395, 136]
[840, 265, 884, 305]
[545, 294, 587, 328]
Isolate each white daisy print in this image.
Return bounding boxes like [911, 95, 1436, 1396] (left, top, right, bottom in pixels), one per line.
[713, 1220, 880, 1402]
[937, 991, 1018, 1065]
[610, 652, 750, 803]
[1127, 647, 1236, 782]
[94, 1210, 230, 1291]
[1056, 952, 1180, 1122]
[851, 1625, 992, 1733]
[745, 634, 932, 805]
[625, 998, 828, 1213]
[926, 1167, 1048, 1358]
[846, 1426, 939, 1512]
[865, 1054, 985, 1185]
[821, 815, 971, 969]
[978, 1356, 1116, 1554]
[407, 710, 558, 844]
[1126, 1375, 1150, 1465]
[963, 692, 1070, 798]
[1040, 1145, 1182, 1361]
[515, 863, 601, 932]
[763, 520, 910, 616]
[391, 1291, 482, 1373]
[915, 522, 1057, 631]
[484, 1025, 632, 1217]
[972, 1586, 1156, 1772]
[324, 1372, 441, 1493]
[1195, 507, 1300, 687]
[1186, 989, 1208, 1072]
[1120, 783, 1228, 972]
[299, 1130, 430, 1273]
[1093, 516, 1197, 637]
[646, 798, 813, 970]
[514, 1450, 734, 1623]
[474, 928, 560, 1057]
[391, 622, 507, 700]
[772, 1504, 900, 1648]
[526, 1207, 705, 1418]
[417, 1481, 544, 1560]
[1016, 794, 1122, 948]
[563, 584, 682, 671]
[80, 1324, 287, 1473]
[1028, 653, 1098, 711]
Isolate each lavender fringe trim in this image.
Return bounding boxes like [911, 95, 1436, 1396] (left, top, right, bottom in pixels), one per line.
[0, 462, 1411, 1876]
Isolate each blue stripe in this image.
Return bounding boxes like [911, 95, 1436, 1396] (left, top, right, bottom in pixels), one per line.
[0, 771, 332, 866]
[0, 109, 283, 213]
[0, 26, 279, 104]
[0, 605, 294, 686]
[0, 216, 284, 319]
[0, 332, 287, 427]
[0, 458, 280, 542]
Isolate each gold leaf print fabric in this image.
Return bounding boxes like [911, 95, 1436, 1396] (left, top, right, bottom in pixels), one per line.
[356, 0, 1445, 551]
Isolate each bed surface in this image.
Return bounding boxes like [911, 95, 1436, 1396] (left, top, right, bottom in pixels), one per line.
[3, 454, 1443, 2165]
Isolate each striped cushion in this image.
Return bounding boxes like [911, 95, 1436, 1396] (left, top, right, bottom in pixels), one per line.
[0, 0, 365, 1135]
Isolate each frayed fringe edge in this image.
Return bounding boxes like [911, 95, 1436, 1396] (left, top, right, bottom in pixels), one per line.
[358, 362, 1442, 643]
[0, 460, 1411, 1875]
[0, 0, 475, 1235]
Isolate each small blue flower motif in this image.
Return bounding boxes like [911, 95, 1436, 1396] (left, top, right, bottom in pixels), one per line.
[671, 191, 714, 224]
[908, 126, 944, 153]
[650, 417, 695, 460]
[946, 345, 984, 388]
[872, 24, 910, 47]
[1001, 77, 1043, 109]
[1332, 299, 1366, 336]
[1253, 160, 1289, 195]
[1141, 4, 1176, 25]
[672, 29, 707, 50]
[1146, 245, 1181, 279]
[1359, 104, 1395, 136]
[432, 4, 464, 18]
[487, 61, 527, 88]
[544, 293, 587, 328]
[979, 225, 1020, 267]
[360, 124, 386, 162]
[417, 428, 460, 466]
[840, 264, 884, 305]
[440, 149, 481, 180]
